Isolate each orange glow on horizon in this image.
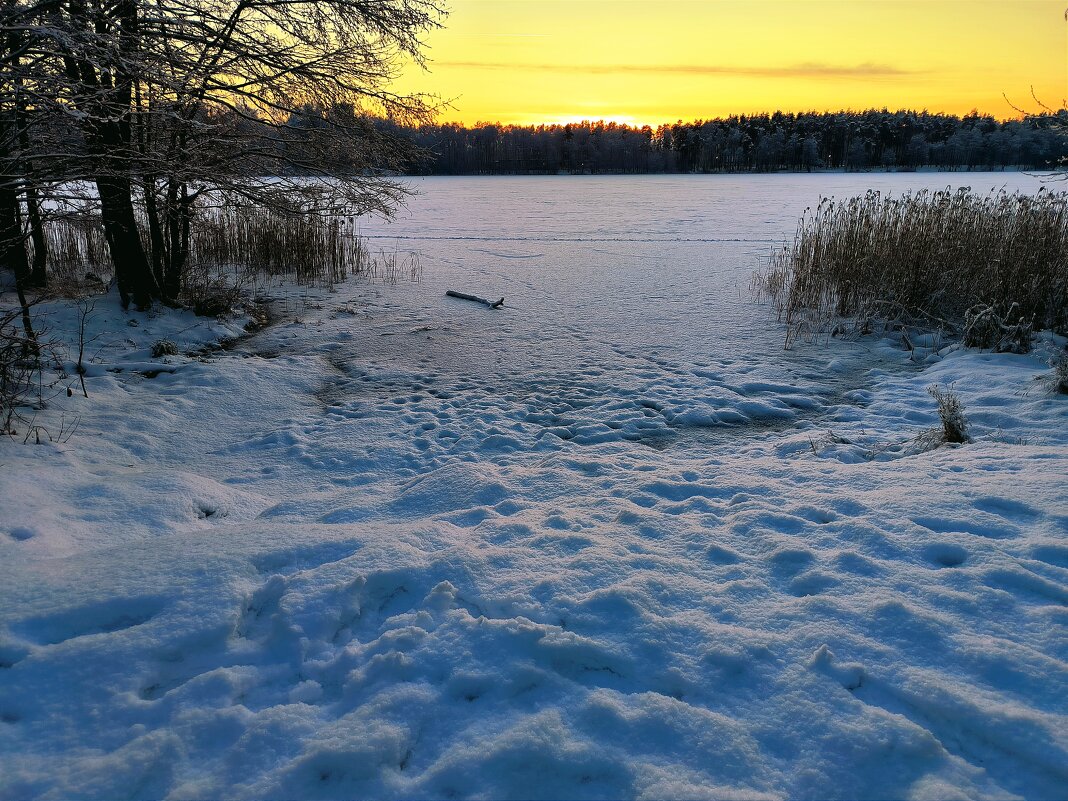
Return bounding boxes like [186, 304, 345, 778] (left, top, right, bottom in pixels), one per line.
[390, 0, 1068, 127]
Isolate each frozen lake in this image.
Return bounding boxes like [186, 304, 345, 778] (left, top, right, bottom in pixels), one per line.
[328, 172, 1055, 454]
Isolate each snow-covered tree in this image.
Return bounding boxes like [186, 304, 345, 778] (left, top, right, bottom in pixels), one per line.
[1, 0, 446, 307]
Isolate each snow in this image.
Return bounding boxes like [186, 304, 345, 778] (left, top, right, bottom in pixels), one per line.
[2, 173, 1067, 800]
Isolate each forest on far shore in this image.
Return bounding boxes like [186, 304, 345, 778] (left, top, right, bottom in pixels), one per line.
[364, 109, 1068, 175]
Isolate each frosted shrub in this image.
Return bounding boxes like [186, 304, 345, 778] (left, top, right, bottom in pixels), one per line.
[961, 303, 1033, 353]
[0, 313, 33, 434]
[927, 385, 970, 444]
[151, 340, 179, 358]
[1053, 355, 1068, 394]
[0, 307, 61, 439]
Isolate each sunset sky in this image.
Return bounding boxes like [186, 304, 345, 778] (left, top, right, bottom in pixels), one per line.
[391, 0, 1068, 126]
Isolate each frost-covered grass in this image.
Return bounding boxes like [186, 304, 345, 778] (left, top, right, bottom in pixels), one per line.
[2, 175, 1067, 800]
[757, 187, 1068, 346]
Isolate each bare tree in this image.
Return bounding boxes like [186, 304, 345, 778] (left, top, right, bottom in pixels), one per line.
[2, 0, 446, 306]
[0, 0, 47, 345]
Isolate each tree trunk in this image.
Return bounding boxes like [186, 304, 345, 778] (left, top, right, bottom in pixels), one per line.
[0, 175, 37, 348]
[0, 117, 29, 288]
[162, 180, 191, 301]
[142, 178, 167, 289]
[1, 182, 30, 285]
[16, 99, 46, 287]
[61, 0, 159, 308]
[23, 184, 46, 287]
[96, 174, 156, 309]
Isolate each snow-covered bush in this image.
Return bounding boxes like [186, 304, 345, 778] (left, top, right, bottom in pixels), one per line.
[0, 310, 32, 434]
[927, 384, 970, 444]
[182, 275, 244, 318]
[1053, 355, 1068, 394]
[0, 306, 59, 437]
[961, 303, 1033, 353]
[151, 340, 179, 358]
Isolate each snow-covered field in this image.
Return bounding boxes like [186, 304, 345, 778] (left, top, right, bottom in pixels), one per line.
[2, 174, 1067, 800]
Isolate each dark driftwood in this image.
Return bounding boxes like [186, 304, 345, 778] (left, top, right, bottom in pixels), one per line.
[446, 290, 504, 309]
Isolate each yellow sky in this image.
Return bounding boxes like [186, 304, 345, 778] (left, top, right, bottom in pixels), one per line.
[390, 0, 1067, 126]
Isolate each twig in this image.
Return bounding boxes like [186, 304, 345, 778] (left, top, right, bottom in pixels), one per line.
[446, 290, 504, 309]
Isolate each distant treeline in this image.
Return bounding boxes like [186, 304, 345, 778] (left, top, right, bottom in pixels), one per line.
[364, 110, 1068, 175]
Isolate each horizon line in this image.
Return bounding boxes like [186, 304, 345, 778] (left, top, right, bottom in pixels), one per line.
[420, 106, 1039, 129]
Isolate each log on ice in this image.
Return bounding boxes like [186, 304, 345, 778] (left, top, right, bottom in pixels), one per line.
[446, 290, 504, 309]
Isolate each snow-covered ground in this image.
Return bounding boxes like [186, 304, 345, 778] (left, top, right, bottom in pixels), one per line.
[2, 174, 1067, 800]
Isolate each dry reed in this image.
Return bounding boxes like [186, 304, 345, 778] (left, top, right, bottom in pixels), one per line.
[31, 205, 389, 309]
[756, 187, 1068, 348]
[189, 209, 371, 284]
[35, 213, 111, 283]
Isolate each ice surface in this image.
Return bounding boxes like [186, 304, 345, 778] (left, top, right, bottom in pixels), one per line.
[2, 174, 1067, 800]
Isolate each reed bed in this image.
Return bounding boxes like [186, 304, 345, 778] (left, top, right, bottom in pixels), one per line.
[367, 248, 423, 285]
[756, 187, 1068, 348]
[31, 204, 390, 307]
[34, 214, 111, 284]
[190, 208, 371, 284]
